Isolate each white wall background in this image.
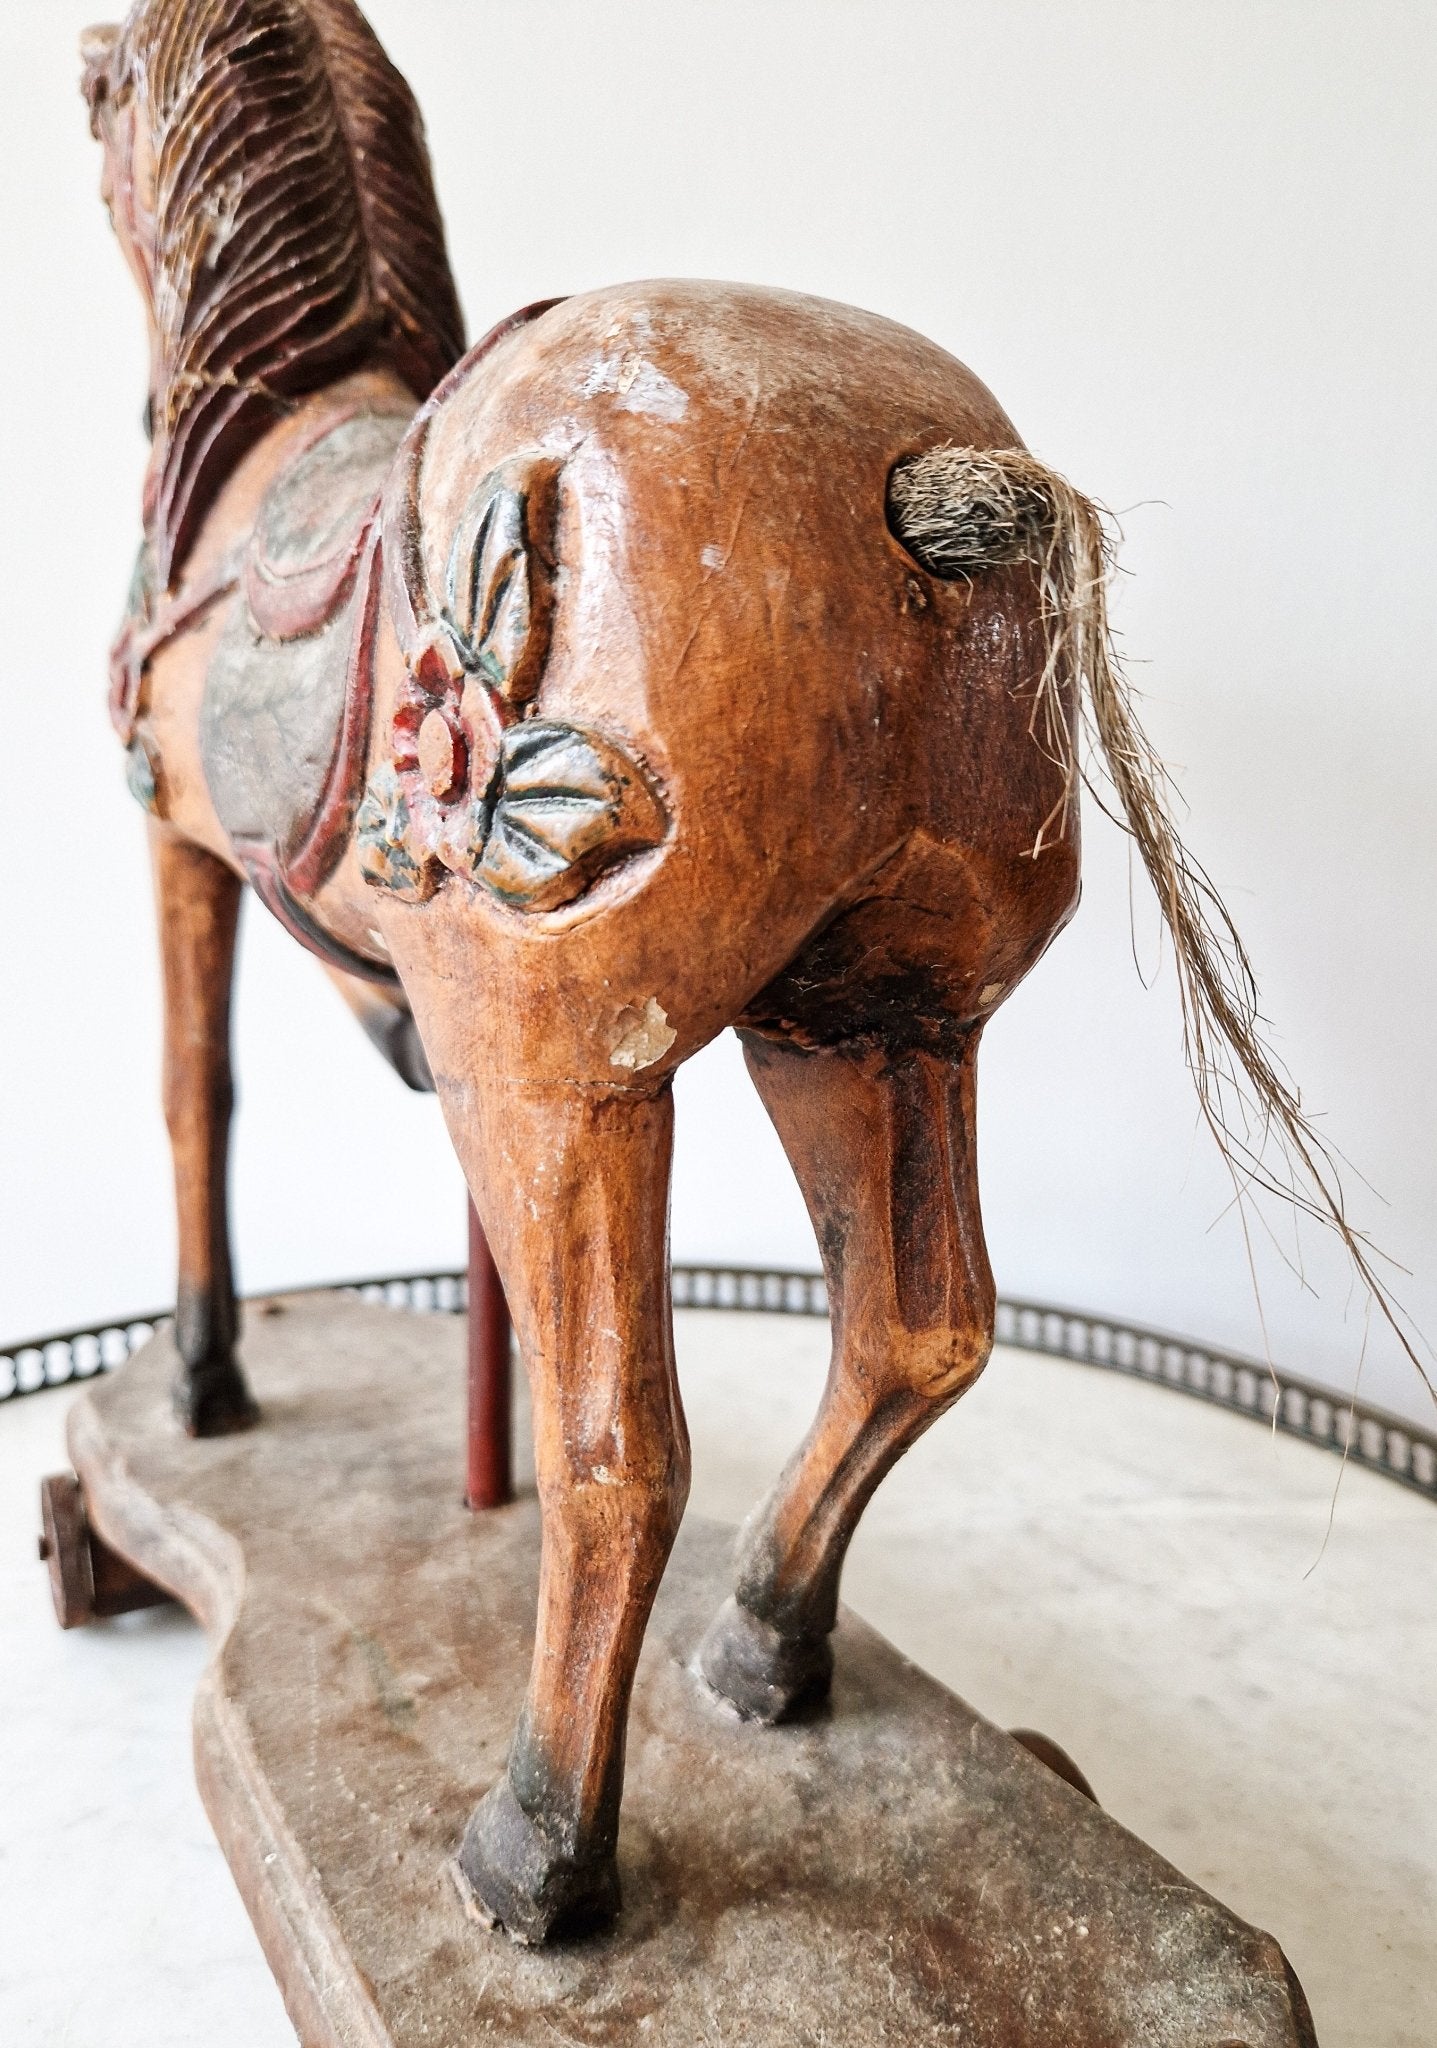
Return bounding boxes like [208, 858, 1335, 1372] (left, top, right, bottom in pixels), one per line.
[2, 1, 1433, 1424]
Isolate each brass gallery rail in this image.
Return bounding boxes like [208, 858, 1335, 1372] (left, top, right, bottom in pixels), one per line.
[4, 1265, 1433, 1506]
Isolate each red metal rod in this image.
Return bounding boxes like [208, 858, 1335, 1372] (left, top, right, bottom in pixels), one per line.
[466, 1200, 514, 1510]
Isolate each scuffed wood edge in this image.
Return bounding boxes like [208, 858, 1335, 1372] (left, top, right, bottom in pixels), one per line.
[67, 1387, 243, 1634]
[66, 1382, 393, 2048]
[60, 1363, 1315, 2047]
[194, 1675, 391, 2048]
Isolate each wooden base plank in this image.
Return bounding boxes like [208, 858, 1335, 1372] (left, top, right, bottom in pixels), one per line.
[66, 1292, 1316, 2047]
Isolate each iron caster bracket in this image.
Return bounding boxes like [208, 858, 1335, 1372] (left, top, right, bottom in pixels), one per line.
[38, 1470, 172, 1630]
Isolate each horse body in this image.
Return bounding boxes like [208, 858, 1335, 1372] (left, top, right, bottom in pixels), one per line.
[114, 271, 1076, 1934]
[86, 0, 1373, 1956]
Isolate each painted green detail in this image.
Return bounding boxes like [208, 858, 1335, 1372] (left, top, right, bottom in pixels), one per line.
[476, 721, 666, 910]
[125, 737, 159, 815]
[357, 763, 432, 899]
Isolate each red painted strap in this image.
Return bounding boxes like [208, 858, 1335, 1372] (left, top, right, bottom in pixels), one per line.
[175, 305, 569, 980]
[244, 510, 371, 646]
[467, 1201, 514, 1511]
[423, 296, 569, 419]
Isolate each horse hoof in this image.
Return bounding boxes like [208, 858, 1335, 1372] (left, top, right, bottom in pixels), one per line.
[454, 1777, 620, 1946]
[173, 1361, 260, 1438]
[697, 1596, 834, 1724]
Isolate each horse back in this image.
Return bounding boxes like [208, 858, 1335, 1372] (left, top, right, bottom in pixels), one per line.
[364, 283, 1079, 1079]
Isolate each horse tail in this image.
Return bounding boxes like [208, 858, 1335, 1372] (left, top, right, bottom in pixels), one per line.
[886, 444, 1430, 1402]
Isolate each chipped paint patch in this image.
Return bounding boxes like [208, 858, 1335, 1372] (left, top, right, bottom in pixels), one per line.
[609, 997, 677, 1071]
[700, 543, 727, 571]
[581, 350, 690, 422]
[979, 981, 1006, 1007]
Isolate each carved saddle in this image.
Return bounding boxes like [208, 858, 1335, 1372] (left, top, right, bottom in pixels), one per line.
[129, 308, 669, 987]
[199, 406, 409, 959]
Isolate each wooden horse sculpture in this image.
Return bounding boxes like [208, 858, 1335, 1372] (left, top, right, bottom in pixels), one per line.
[83, 0, 1402, 1947]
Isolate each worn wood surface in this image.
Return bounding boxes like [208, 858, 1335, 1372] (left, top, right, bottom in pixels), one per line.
[67, 1295, 1316, 2048]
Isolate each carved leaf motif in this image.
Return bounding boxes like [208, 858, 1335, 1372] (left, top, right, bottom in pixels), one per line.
[476, 723, 666, 911]
[356, 763, 436, 900]
[446, 487, 528, 681]
[442, 459, 558, 704]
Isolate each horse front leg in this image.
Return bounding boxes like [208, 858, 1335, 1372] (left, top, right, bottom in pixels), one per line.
[446, 1076, 689, 1943]
[149, 821, 256, 1436]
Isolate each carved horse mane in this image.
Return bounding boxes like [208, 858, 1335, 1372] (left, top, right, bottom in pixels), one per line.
[82, 0, 464, 589]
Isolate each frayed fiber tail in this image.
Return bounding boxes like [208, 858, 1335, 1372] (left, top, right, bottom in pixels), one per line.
[887, 443, 1431, 1404]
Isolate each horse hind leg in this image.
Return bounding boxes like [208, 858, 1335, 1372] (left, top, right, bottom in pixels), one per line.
[699, 1028, 994, 1721]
